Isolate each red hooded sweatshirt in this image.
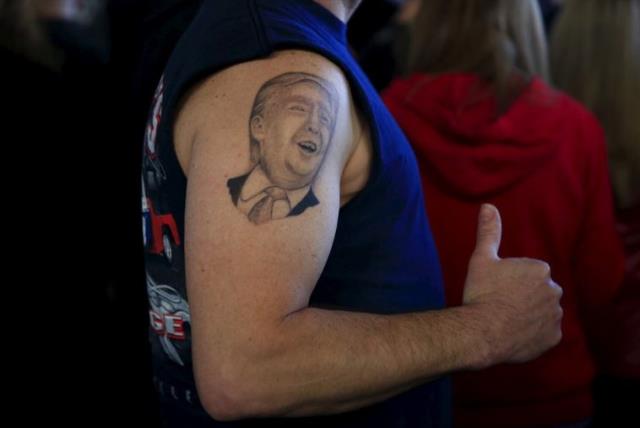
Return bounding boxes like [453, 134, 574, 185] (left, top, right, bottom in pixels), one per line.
[383, 73, 626, 428]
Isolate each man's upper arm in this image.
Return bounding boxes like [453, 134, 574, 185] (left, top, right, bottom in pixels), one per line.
[175, 50, 356, 386]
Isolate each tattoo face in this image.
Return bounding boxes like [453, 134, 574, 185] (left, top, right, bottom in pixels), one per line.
[252, 81, 336, 189]
[227, 72, 338, 224]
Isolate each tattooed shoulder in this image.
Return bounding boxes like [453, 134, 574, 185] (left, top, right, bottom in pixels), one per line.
[227, 72, 339, 225]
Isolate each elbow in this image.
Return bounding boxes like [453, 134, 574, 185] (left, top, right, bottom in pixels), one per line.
[196, 359, 279, 421]
[200, 392, 247, 422]
[197, 371, 256, 421]
[199, 387, 241, 421]
[194, 324, 294, 420]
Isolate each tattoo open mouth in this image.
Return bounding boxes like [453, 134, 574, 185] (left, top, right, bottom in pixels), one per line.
[298, 141, 318, 154]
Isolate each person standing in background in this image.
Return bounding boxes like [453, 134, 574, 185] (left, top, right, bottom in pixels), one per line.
[551, 1, 640, 424]
[383, 0, 626, 427]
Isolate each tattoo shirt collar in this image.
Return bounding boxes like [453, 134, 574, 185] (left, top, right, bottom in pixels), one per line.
[238, 166, 311, 212]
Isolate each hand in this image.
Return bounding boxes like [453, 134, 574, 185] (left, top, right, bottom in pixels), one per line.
[462, 204, 563, 366]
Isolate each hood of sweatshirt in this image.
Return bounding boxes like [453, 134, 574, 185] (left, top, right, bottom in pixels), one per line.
[383, 73, 567, 199]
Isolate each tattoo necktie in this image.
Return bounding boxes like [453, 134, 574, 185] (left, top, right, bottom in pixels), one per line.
[248, 186, 291, 224]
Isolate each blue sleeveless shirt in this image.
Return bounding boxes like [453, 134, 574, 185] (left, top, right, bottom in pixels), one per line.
[141, 1, 449, 426]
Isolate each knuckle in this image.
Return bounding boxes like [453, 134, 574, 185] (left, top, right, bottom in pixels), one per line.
[546, 279, 563, 297]
[553, 282, 564, 298]
[555, 306, 564, 322]
[535, 261, 551, 277]
[520, 258, 551, 278]
[541, 262, 551, 277]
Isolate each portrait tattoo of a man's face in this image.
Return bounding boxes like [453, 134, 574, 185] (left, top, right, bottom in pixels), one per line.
[227, 72, 339, 225]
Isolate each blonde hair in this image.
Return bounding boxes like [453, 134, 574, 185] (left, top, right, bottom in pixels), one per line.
[505, 0, 549, 81]
[551, 0, 640, 208]
[408, 0, 549, 108]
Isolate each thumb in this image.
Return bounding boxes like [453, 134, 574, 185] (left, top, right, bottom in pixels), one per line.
[473, 204, 502, 261]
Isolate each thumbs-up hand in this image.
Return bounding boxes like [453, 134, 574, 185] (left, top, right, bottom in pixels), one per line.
[462, 204, 563, 367]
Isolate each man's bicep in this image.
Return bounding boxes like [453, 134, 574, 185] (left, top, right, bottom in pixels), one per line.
[179, 55, 350, 354]
[184, 140, 340, 319]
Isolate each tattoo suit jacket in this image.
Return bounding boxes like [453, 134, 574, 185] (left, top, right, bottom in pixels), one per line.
[227, 173, 320, 217]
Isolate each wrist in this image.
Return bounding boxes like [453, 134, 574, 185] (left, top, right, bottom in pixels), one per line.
[450, 304, 498, 370]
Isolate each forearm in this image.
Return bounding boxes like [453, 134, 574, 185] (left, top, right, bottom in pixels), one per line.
[199, 304, 490, 419]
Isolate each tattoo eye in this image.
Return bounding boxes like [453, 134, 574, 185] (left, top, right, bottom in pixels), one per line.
[289, 104, 307, 112]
